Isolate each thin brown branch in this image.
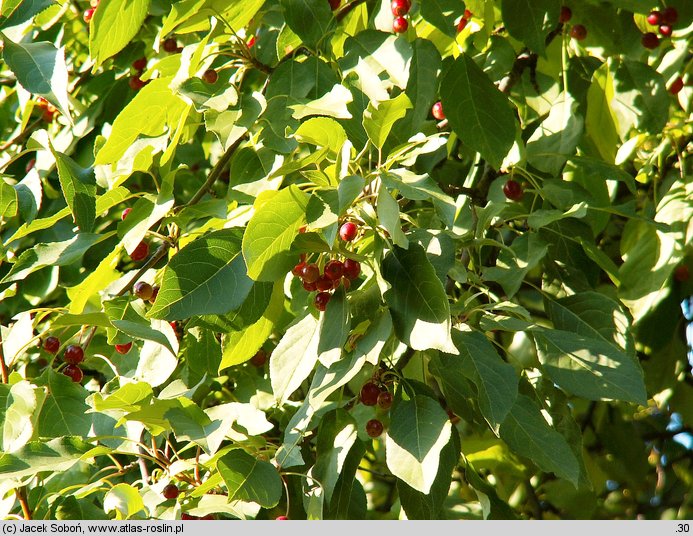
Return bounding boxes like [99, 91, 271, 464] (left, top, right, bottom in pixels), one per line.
[0, 327, 8, 383]
[15, 487, 32, 520]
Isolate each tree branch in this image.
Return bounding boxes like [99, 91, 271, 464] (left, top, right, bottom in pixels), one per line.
[0, 327, 8, 384]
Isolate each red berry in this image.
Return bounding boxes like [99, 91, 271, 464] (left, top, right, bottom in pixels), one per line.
[43, 336, 60, 354]
[393, 16, 408, 33]
[343, 259, 361, 280]
[134, 281, 154, 300]
[366, 419, 384, 438]
[329, 0, 340, 10]
[250, 349, 267, 367]
[302, 280, 318, 292]
[276, 516, 289, 520]
[292, 261, 306, 277]
[114, 342, 132, 354]
[431, 101, 445, 120]
[36, 97, 48, 108]
[456, 18, 468, 32]
[202, 69, 218, 84]
[63, 364, 84, 383]
[64, 345, 84, 365]
[132, 57, 147, 71]
[377, 391, 393, 410]
[559, 6, 572, 23]
[658, 24, 672, 37]
[570, 24, 587, 40]
[83, 8, 95, 23]
[464, 9, 473, 19]
[26, 159, 36, 173]
[661, 6, 678, 24]
[42, 109, 56, 122]
[247, 36, 256, 48]
[314, 292, 331, 311]
[360, 382, 380, 406]
[162, 484, 179, 499]
[339, 222, 358, 241]
[316, 275, 334, 292]
[669, 77, 684, 95]
[641, 32, 660, 49]
[503, 179, 523, 201]
[391, 0, 411, 16]
[129, 76, 146, 91]
[674, 265, 690, 282]
[301, 263, 320, 284]
[324, 260, 344, 280]
[647, 10, 662, 25]
[130, 241, 149, 262]
[121, 207, 132, 220]
[163, 38, 178, 52]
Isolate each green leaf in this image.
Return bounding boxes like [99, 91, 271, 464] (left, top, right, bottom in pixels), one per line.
[35, 369, 91, 438]
[463, 459, 517, 519]
[585, 62, 619, 163]
[1, 36, 71, 121]
[183, 327, 222, 379]
[295, 117, 348, 153]
[165, 399, 221, 454]
[91, 382, 153, 413]
[54, 496, 108, 520]
[0, 437, 92, 479]
[67, 248, 121, 314]
[2, 381, 39, 452]
[499, 394, 580, 485]
[103, 483, 145, 520]
[89, 0, 151, 68]
[217, 449, 283, 508]
[363, 92, 412, 150]
[420, 0, 460, 36]
[0, 0, 52, 27]
[0, 179, 18, 220]
[440, 53, 516, 169]
[104, 297, 177, 355]
[318, 287, 350, 366]
[533, 328, 647, 405]
[50, 147, 96, 233]
[377, 185, 408, 248]
[161, 0, 264, 36]
[149, 228, 254, 321]
[482, 233, 548, 298]
[382, 244, 457, 354]
[385, 395, 452, 494]
[280, 0, 334, 48]
[431, 330, 518, 432]
[291, 84, 353, 121]
[242, 185, 309, 281]
[501, 0, 560, 54]
[176, 76, 238, 113]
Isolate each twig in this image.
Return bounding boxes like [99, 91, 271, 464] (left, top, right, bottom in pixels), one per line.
[0, 328, 8, 383]
[15, 487, 32, 520]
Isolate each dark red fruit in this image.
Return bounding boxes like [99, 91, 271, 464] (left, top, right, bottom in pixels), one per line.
[658, 24, 672, 37]
[315, 292, 331, 312]
[301, 263, 320, 283]
[393, 16, 408, 33]
[132, 57, 147, 71]
[661, 6, 678, 24]
[43, 336, 60, 354]
[129, 76, 146, 91]
[302, 280, 318, 292]
[456, 18, 468, 32]
[377, 391, 393, 410]
[324, 260, 344, 280]
[115, 342, 132, 354]
[329, 0, 340, 9]
[391, 0, 411, 16]
[366, 419, 384, 438]
[292, 261, 306, 277]
[647, 10, 662, 25]
[674, 265, 690, 282]
[570, 24, 587, 40]
[343, 259, 361, 279]
[669, 77, 684, 95]
[316, 275, 334, 292]
[250, 349, 267, 367]
[559, 6, 572, 23]
[163, 38, 178, 52]
[202, 69, 218, 84]
[134, 281, 154, 300]
[83, 8, 95, 23]
[64, 345, 84, 365]
[431, 101, 445, 120]
[503, 179, 523, 201]
[642, 32, 660, 49]
[130, 241, 149, 261]
[276, 516, 289, 520]
[62, 364, 83, 383]
[162, 484, 179, 499]
[121, 207, 132, 220]
[339, 222, 358, 241]
[464, 8, 472, 18]
[360, 382, 380, 406]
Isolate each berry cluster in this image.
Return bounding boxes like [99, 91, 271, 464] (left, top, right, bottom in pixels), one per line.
[63, 343, 85, 383]
[83, 0, 99, 24]
[129, 57, 149, 91]
[391, 0, 411, 33]
[642, 6, 678, 49]
[35, 97, 58, 123]
[359, 381, 393, 438]
[456, 8, 473, 32]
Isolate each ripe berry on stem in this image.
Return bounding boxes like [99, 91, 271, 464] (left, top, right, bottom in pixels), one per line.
[130, 241, 149, 261]
[129, 76, 146, 91]
[301, 263, 320, 284]
[431, 101, 445, 120]
[669, 77, 684, 95]
[559, 6, 572, 23]
[83, 8, 95, 23]
[658, 24, 672, 37]
[64, 345, 85, 365]
[134, 281, 154, 300]
[162, 484, 180, 499]
[163, 38, 178, 52]
[115, 342, 132, 354]
[647, 10, 662, 25]
[43, 336, 60, 354]
[366, 419, 384, 438]
[661, 6, 678, 24]
[324, 260, 344, 281]
[132, 57, 147, 71]
[391, 0, 411, 16]
[377, 391, 393, 410]
[570, 24, 587, 40]
[393, 16, 408, 33]
[329, 0, 340, 10]
[250, 349, 267, 367]
[503, 179, 523, 201]
[63, 364, 84, 383]
[343, 259, 361, 280]
[315, 292, 331, 312]
[339, 222, 358, 241]
[464, 9, 472, 18]
[292, 261, 306, 277]
[360, 382, 381, 406]
[316, 275, 334, 292]
[202, 69, 218, 84]
[641, 32, 660, 49]
[302, 280, 318, 292]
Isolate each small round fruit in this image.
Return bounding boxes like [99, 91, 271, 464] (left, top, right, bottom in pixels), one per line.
[658, 24, 672, 37]
[360, 382, 380, 406]
[642, 32, 659, 49]
[64, 345, 85, 365]
[132, 57, 147, 71]
[63, 364, 84, 383]
[301, 263, 320, 284]
[315, 292, 331, 312]
[456, 18, 468, 32]
[129, 76, 146, 91]
[130, 241, 150, 262]
[134, 281, 154, 300]
[464, 8, 473, 18]
[276, 516, 289, 520]
[250, 349, 268, 367]
[163, 38, 178, 52]
[324, 260, 344, 281]
[559, 6, 572, 23]
[366, 419, 384, 438]
[121, 207, 132, 220]
[343, 259, 361, 280]
[339, 222, 358, 241]
[391, 0, 411, 16]
[669, 77, 684, 95]
[83, 8, 95, 23]
[502, 179, 523, 201]
[202, 69, 218, 84]
[115, 342, 133, 355]
[661, 6, 678, 24]
[393, 16, 408, 33]
[431, 101, 445, 120]
[674, 265, 690, 282]
[292, 261, 306, 277]
[377, 391, 393, 410]
[43, 336, 60, 354]
[316, 275, 334, 292]
[570, 24, 587, 40]
[647, 10, 662, 25]
[302, 280, 318, 292]
[329, 0, 340, 9]
[162, 484, 180, 499]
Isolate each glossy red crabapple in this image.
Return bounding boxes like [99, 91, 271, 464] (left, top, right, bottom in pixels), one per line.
[134, 281, 154, 300]
[64, 345, 84, 365]
[115, 342, 133, 354]
[63, 364, 84, 383]
[503, 179, 523, 201]
[130, 241, 149, 261]
[324, 260, 344, 281]
[43, 336, 60, 354]
[366, 419, 384, 438]
[162, 484, 179, 499]
[343, 259, 361, 280]
[339, 222, 358, 241]
[391, 0, 411, 16]
[647, 10, 662, 25]
[559, 6, 572, 23]
[202, 69, 218, 84]
[393, 16, 408, 33]
[314, 292, 331, 311]
[431, 101, 445, 120]
[360, 382, 380, 406]
[570, 24, 587, 40]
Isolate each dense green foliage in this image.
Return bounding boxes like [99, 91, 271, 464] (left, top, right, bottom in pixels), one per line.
[0, 0, 692, 521]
